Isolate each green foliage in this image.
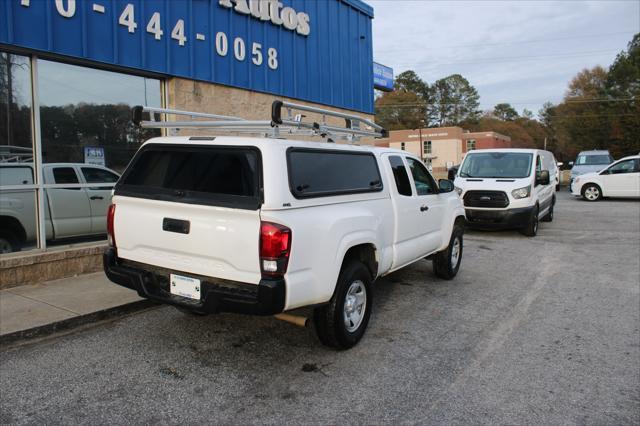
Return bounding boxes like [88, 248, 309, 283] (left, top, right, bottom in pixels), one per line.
[394, 70, 429, 99]
[542, 34, 639, 160]
[428, 74, 480, 126]
[493, 103, 519, 121]
[375, 90, 426, 131]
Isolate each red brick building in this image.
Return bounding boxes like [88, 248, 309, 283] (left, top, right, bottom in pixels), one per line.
[382, 127, 512, 173]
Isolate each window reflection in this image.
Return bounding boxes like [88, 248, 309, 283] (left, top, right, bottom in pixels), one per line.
[38, 59, 161, 174]
[37, 60, 162, 248]
[0, 52, 38, 254]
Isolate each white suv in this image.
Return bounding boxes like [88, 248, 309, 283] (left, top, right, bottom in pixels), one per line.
[104, 136, 466, 349]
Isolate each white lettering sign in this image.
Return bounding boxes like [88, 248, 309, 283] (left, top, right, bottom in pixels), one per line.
[219, 0, 310, 36]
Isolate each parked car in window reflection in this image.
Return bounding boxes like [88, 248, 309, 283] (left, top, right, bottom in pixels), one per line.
[0, 163, 120, 253]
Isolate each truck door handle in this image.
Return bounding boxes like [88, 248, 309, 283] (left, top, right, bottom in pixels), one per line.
[90, 196, 104, 200]
[420, 205, 429, 212]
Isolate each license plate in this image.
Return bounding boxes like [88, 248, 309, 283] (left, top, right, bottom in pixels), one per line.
[170, 274, 201, 300]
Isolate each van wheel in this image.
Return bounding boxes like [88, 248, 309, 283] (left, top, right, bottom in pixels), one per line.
[433, 224, 464, 280]
[582, 184, 602, 201]
[0, 230, 20, 254]
[313, 260, 372, 350]
[542, 200, 555, 222]
[521, 206, 539, 237]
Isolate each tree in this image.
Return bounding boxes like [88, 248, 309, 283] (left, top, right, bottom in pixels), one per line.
[394, 70, 429, 99]
[493, 103, 519, 121]
[565, 66, 608, 99]
[427, 74, 480, 126]
[522, 109, 534, 119]
[375, 90, 426, 131]
[605, 33, 640, 158]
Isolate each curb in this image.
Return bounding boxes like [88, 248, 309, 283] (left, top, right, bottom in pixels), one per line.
[0, 299, 156, 348]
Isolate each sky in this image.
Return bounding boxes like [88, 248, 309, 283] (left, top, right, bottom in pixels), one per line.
[370, 0, 640, 116]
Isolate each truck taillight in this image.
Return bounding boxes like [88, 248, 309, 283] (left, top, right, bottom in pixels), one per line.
[107, 204, 116, 248]
[259, 221, 291, 278]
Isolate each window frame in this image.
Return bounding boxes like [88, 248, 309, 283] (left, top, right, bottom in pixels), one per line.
[602, 158, 638, 175]
[388, 155, 413, 197]
[423, 140, 432, 156]
[466, 139, 476, 151]
[286, 147, 384, 200]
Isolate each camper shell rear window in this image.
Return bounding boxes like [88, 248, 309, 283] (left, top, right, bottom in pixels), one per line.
[115, 144, 262, 210]
[287, 148, 383, 199]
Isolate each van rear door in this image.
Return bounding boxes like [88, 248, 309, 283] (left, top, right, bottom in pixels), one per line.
[112, 144, 263, 284]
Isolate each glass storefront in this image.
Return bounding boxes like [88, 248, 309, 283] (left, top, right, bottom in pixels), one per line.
[0, 50, 163, 255]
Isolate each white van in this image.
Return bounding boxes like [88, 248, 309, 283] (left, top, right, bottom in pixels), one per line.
[453, 149, 558, 237]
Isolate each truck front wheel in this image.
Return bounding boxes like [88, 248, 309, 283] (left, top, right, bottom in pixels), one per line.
[313, 260, 372, 350]
[433, 224, 464, 280]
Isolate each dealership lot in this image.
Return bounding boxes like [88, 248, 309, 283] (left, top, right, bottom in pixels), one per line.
[1, 191, 638, 424]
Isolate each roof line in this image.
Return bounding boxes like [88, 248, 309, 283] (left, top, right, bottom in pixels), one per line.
[340, 0, 374, 17]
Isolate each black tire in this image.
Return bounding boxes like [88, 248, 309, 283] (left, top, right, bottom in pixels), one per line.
[313, 260, 372, 350]
[542, 199, 555, 222]
[0, 230, 21, 254]
[521, 206, 539, 237]
[581, 183, 602, 202]
[174, 306, 207, 316]
[433, 224, 464, 280]
[555, 184, 560, 192]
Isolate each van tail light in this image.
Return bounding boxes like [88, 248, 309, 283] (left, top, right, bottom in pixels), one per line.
[259, 221, 291, 278]
[107, 204, 116, 248]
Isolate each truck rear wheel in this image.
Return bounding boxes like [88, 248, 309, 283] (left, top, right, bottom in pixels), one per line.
[433, 224, 463, 280]
[313, 260, 372, 350]
[0, 230, 20, 254]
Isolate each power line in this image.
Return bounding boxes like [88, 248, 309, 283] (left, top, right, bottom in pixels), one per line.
[391, 49, 621, 68]
[374, 98, 638, 108]
[374, 30, 636, 52]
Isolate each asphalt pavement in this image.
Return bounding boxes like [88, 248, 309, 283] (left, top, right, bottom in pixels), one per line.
[1, 191, 639, 425]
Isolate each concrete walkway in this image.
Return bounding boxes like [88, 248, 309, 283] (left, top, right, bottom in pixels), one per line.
[0, 272, 149, 344]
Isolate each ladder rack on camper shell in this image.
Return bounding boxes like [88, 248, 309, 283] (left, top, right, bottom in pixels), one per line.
[132, 100, 387, 143]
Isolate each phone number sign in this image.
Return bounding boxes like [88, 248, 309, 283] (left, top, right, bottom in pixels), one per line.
[1, 0, 376, 113]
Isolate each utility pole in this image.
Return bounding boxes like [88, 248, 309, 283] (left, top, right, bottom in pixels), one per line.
[544, 137, 547, 151]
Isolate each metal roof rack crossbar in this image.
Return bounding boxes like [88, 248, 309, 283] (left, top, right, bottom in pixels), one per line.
[131, 100, 386, 143]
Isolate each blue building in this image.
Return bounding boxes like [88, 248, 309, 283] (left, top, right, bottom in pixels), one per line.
[0, 0, 377, 266]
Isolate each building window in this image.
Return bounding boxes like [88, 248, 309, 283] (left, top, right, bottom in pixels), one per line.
[401, 142, 405, 151]
[1, 52, 39, 253]
[38, 59, 162, 174]
[423, 140, 432, 156]
[467, 139, 476, 151]
[0, 50, 165, 255]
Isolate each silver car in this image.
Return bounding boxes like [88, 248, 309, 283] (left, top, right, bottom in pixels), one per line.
[569, 150, 614, 192]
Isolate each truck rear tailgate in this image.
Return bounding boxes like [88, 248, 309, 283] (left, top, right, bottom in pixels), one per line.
[113, 196, 261, 284]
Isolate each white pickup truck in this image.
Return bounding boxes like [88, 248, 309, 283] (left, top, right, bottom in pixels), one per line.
[104, 135, 467, 349]
[0, 163, 119, 253]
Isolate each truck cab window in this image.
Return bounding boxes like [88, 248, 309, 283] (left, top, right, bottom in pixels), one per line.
[53, 168, 79, 184]
[388, 156, 412, 196]
[81, 168, 119, 184]
[406, 158, 437, 196]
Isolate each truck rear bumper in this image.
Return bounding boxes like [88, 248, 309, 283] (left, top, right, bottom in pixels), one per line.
[465, 206, 534, 229]
[103, 248, 285, 316]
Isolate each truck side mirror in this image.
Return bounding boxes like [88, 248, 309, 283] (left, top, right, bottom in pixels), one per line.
[536, 170, 550, 186]
[439, 179, 454, 193]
